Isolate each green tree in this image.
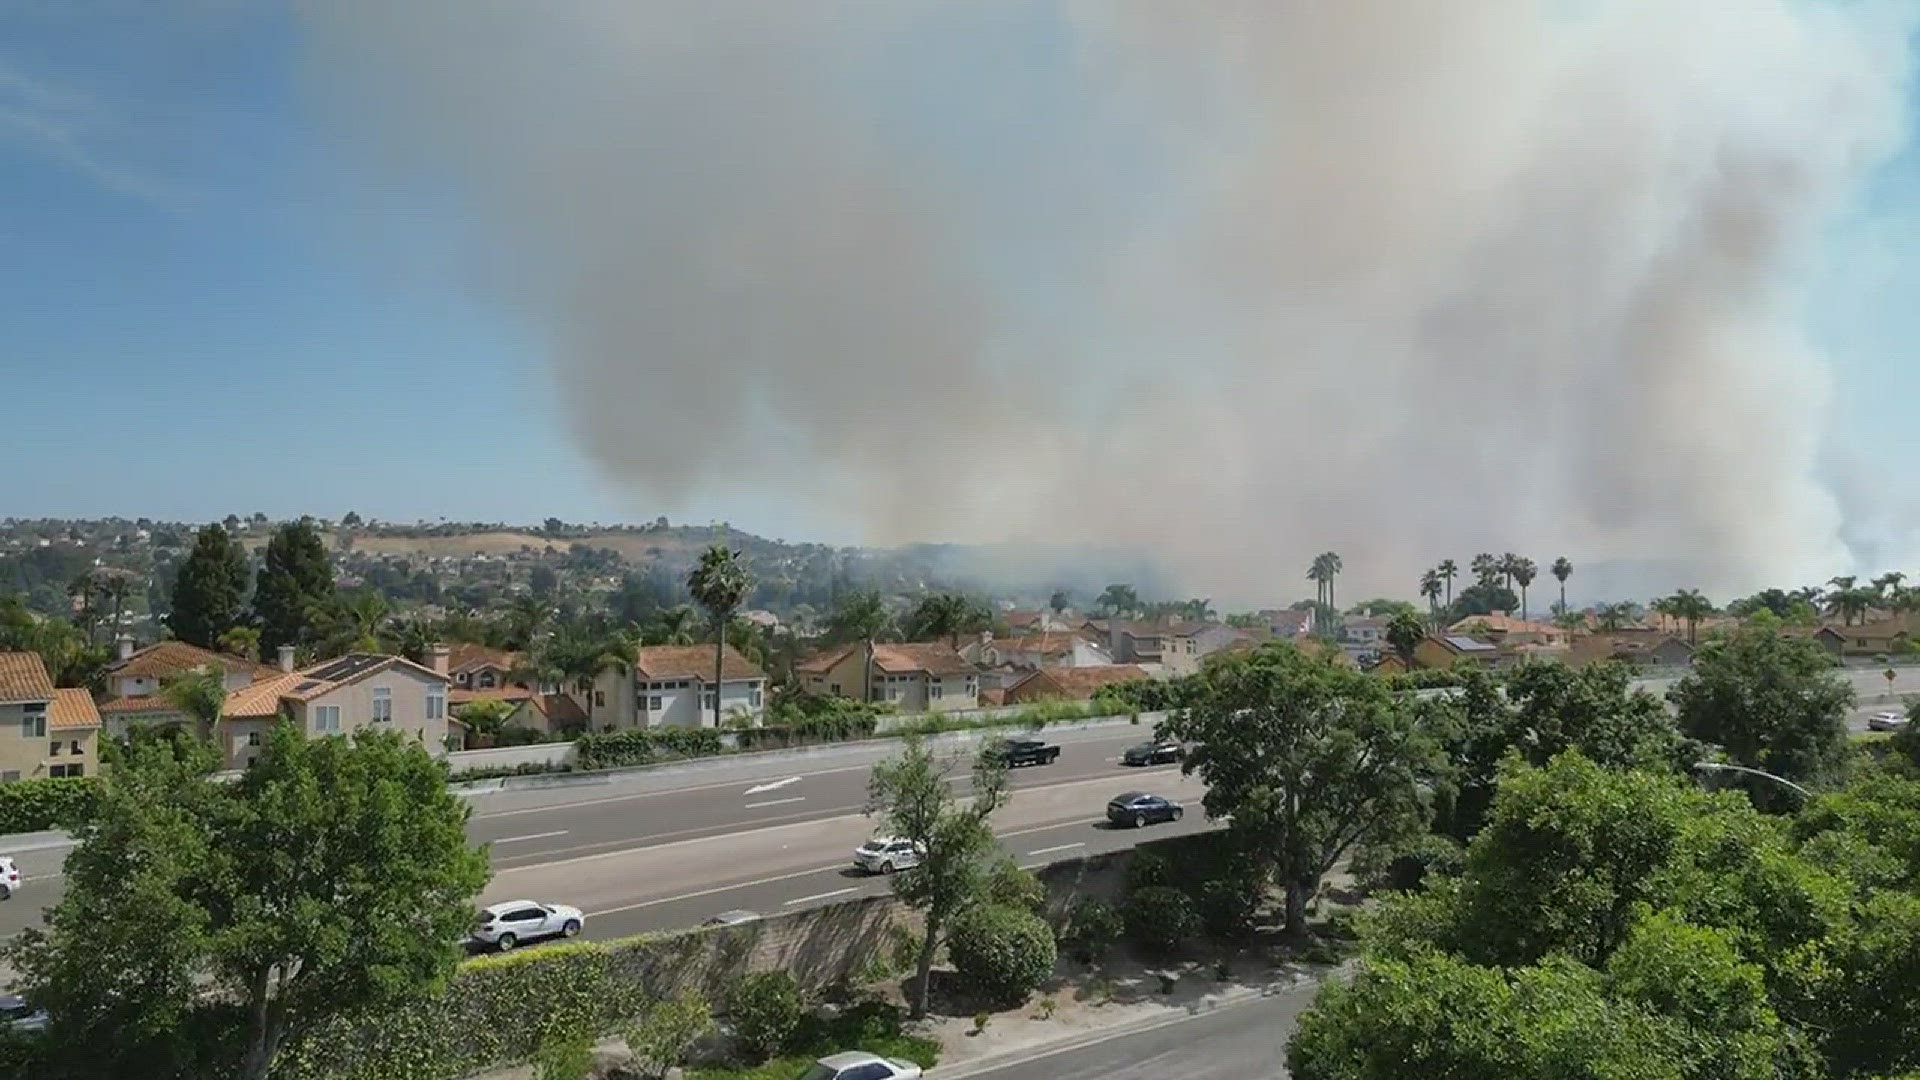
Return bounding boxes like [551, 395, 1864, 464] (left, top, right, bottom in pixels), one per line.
[1511, 558, 1538, 621]
[644, 605, 700, 646]
[1160, 642, 1443, 934]
[528, 565, 559, 601]
[867, 735, 1010, 1016]
[624, 992, 713, 1080]
[1670, 627, 1853, 808]
[1385, 610, 1425, 668]
[1436, 558, 1458, 606]
[1551, 556, 1573, 613]
[1470, 552, 1499, 587]
[907, 592, 989, 648]
[499, 594, 550, 651]
[1418, 570, 1443, 620]
[1095, 584, 1140, 618]
[828, 590, 892, 703]
[252, 520, 334, 656]
[314, 588, 391, 657]
[1307, 551, 1344, 611]
[687, 545, 752, 729]
[525, 621, 633, 722]
[216, 626, 261, 661]
[1048, 590, 1071, 615]
[167, 524, 251, 649]
[161, 669, 228, 744]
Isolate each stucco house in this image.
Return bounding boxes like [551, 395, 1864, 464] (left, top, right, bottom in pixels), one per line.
[592, 645, 768, 729]
[1003, 664, 1148, 704]
[0, 653, 102, 782]
[797, 642, 980, 713]
[1411, 634, 1502, 670]
[218, 650, 453, 770]
[1446, 613, 1570, 649]
[996, 632, 1113, 670]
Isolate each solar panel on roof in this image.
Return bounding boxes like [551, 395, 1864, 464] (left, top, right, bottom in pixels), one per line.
[1445, 636, 1494, 651]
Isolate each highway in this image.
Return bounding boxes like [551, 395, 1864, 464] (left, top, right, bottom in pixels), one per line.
[0, 663, 1905, 950]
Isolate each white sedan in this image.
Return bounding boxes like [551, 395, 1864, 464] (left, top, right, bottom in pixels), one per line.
[1869, 710, 1911, 733]
[472, 900, 585, 951]
[797, 1052, 924, 1080]
[852, 837, 924, 875]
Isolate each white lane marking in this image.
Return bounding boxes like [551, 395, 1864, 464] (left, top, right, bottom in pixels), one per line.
[472, 764, 872, 820]
[1027, 842, 1085, 857]
[491, 830, 569, 845]
[744, 797, 806, 810]
[783, 887, 856, 907]
[584, 863, 846, 917]
[744, 776, 803, 796]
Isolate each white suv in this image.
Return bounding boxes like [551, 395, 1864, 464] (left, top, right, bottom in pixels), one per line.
[0, 857, 21, 900]
[473, 900, 585, 951]
[852, 837, 924, 875]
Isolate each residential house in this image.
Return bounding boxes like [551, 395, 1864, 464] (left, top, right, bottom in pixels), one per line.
[1341, 617, 1388, 649]
[1003, 609, 1076, 634]
[1830, 615, 1917, 656]
[0, 653, 102, 782]
[996, 632, 1113, 671]
[447, 686, 590, 737]
[1446, 612, 1571, 649]
[954, 632, 1003, 669]
[1260, 608, 1317, 640]
[1103, 620, 1209, 675]
[593, 645, 769, 730]
[1003, 664, 1148, 705]
[446, 643, 525, 691]
[1568, 632, 1695, 669]
[796, 642, 980, 713]
[1411, 634, 1502, 671]
[219, 651, 453, 770]
[98, 639, 292, 741]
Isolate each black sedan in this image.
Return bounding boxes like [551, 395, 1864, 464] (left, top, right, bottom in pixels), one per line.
[1107, 792, 1184, 828]
[1122, 740, 1183, 766]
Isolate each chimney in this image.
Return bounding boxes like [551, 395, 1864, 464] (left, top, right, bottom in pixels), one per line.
[425, 644, 451, 676]
[277, 644, 296, 673]
[1107, 620, 1125, 663]
[116, 636, 134, 661]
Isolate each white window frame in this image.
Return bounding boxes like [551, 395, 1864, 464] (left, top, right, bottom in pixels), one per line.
[748, 685, 763, 708]
[647, 695, 663, 711]
[426, 689, 446, 721]
[929, 680, 943, 701]
[371, 686, 392, 723]
[313, 705, 341, 735]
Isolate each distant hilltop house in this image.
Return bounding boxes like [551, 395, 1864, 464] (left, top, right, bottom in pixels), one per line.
[796, 642, 980, 713]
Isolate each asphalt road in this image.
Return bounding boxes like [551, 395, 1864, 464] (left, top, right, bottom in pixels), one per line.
[0, 722, 1196, 947]
[950, 987, 1313, 1080]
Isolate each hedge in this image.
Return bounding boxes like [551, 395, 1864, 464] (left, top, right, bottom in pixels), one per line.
[0, 776, 99, 834]
[574, 728, 726, 770]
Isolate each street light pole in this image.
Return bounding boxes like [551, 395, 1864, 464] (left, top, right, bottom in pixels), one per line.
[1690, 760, 1813, 800]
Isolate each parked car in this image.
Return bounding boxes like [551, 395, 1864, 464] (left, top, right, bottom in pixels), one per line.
[853, 837, 925, 874]
[472, 900, 585, 951]
[0, 857, 21, 900]
[703, 909, 763, 928]
[0, 995, 45, 1034]
[991, 737, 1061, 767]
[1869, 710, 1910, 732]
[1106, 792, 1184, 828]
[797, 1051, 925, 1080]
[1122, 740, 1183, 766]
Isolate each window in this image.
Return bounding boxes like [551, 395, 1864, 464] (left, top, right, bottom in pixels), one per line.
[248, 731, 262, 746]
[48, 764, 82, 779]
[965, 677, 978, 696]
[371, 686, 392, 722]
[21, 704, 45, 739]
[842, 1063, 893, 1080]
[478, 672, 497, 688]
[69, 740, 81, 755]
[426, 689, 446, 721]
[457, 672, 471, 687]
[0, 771, 17, 783]
[313, 705, 341, 734]
[829, 683, 841, 695]
[929, 681, 943, 701]
[701, 691, 716, 710]
[748, 686, 763, 708]
[647, 695, 663, 711]
[594, 690, 605, 708]
[47, 741, 58, 757]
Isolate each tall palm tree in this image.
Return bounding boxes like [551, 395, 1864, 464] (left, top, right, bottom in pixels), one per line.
[1874, 572, 1907, 601]
[1826, 587, 1873, 628]
[65, 574, 99, 646]
[1497, 553, 1523, 591]
[1551, 557, 1573, 614]
[529, 621, 634, 719]
[501, 594, 550, 651]
[827, 590, 892, 703]
[1095, 584, 1140, 618]
[1470, 553, 1499, 588]
[1418, 570, 1443, 621]
[687, 545, 752, 728]
[162, 668, 228, 744]
[1318, 551, 1344, 611]
[1512, 558, 1538, 621]
[1306, 556, 1330, 609]
[646, 605, 700, 646]
[385, 617, 438, 663]
[908, 592, 987, 648]
[1662, 589, 1713, 644]
[1436, 559, 1458, 607]
[1595, 601, 1632, 632]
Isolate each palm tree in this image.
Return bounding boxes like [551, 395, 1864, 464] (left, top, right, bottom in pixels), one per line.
[384, 617, 438, 663]
[1497, 553, 1523, 591]
[1306, 556, 1330, 609]
[1470, 553, 1499, 588]
[501, 594, 550, 651]
[1385, 610, 1426, 668]
[687, 545, 752, 728]
[322, 588, 392, 655]
[1827, 587, 1873, 628]
[1551, 557, 1573, 613]
[646, 605, 700, 646]
[1418, 570, 1443, 621]
[1180, 598, 1217, 622]
[162, 667, 228, 744]
[1662, 589, 1713, 644]
[1595, 601, 1632, 632]
[908, 592, 988, 648]
[1512, 558, 1538, 622]
[827, 590, 892, 703]
[1310, 551, 1343, 611]
[65, 574, 99, 646]
[1095, 584, 1141, 618]
[528, 621, 634, 719]
[1437, 559, 1458, 606]
[1874, 572, 1907, 602]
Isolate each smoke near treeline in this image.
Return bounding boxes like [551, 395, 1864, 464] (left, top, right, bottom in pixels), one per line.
[302, 2, 1916, 606]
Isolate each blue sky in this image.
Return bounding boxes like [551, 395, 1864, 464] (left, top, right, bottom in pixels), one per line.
[8, 4, 1920, 558]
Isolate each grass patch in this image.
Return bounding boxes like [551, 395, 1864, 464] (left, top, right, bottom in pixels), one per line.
[689, 1002, 939, 1080]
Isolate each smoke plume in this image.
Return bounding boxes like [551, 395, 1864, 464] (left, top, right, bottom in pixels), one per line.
[301, 1, 1914, 605]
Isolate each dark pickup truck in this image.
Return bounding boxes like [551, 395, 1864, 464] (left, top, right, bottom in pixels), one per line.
[993, 737, 1061, 767]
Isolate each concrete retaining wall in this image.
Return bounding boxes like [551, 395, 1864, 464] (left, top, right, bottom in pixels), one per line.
[446, 742, 578, 772]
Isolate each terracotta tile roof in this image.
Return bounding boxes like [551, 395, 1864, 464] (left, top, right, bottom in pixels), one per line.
[872, 642, 977, 677]
[222, 672, 306, 720]
[1835, 616, 1918, 642]
[98, 694, 187, 716]
[1009, 665, 1148, 700]
[107, 641, 275, 682]
[531, 693, 590, 726]
[49, 688, 101, 730]
[1447, 613, 1560, 636]
[279, 654, 448, 703]
[795, 644, 858, 674]
[0, 653, 55, 703]
[633, 645, 765, 683]
[446, 642, 521, 675]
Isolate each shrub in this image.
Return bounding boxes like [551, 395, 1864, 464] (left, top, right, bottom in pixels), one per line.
[626, 991, 713, 1079]
[1059, 898, 1123, 963]
[729, 971, 804, 1061]
[1351, 833, 1466, 894]
[984, 858, 1047, 916]
[1192, 876, 1263, 938]
[573, 728, 725, 771]
[948, 903, 1057, 1007]
[531, 1032, 594, 1080]
[1124, 848, 1171, 894]
[1125, 887, 1200, 955]
[0, 776, 98, 833]
[448, 761, 570, 783]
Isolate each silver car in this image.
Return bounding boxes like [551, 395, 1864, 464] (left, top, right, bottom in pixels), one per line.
[1869, 710, 1910, 732]
[472, 900, 585, 951]
[852, 837, 924, 874]
[797, 1052, 924, 1080]
[0, 995, 46, 1033]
